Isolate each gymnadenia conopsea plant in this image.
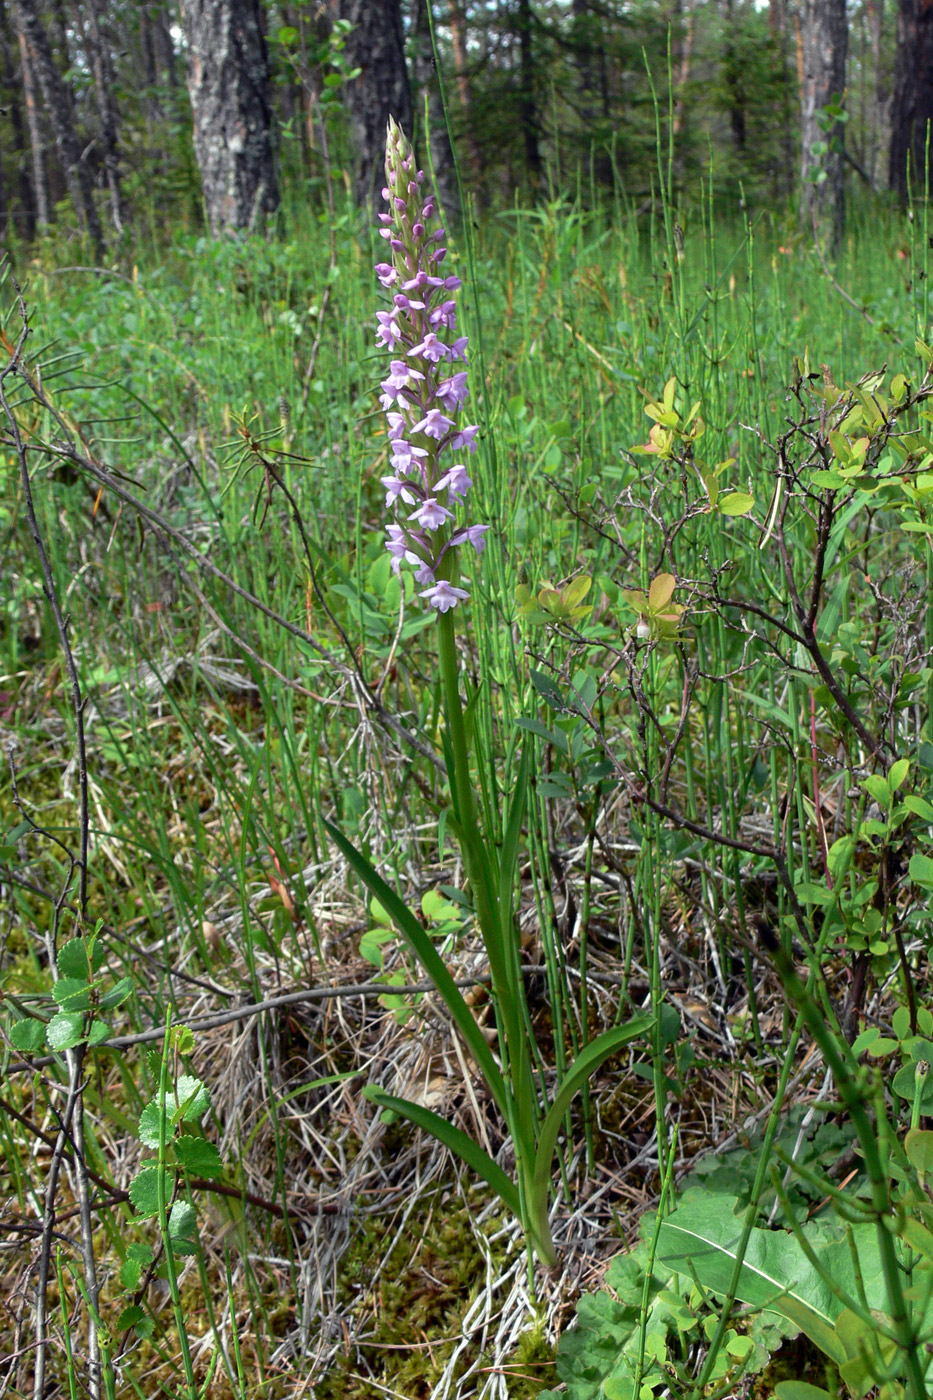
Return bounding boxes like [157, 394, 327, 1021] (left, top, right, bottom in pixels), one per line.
[324, 118, 651, 1268]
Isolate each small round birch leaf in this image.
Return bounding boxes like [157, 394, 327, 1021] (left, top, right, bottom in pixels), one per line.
[648, 573, 676, 611]
[720, 491, 755, 516]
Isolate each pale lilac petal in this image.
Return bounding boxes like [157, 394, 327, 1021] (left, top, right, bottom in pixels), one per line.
[436, 464, 472, 500]
[450, 424, 479, 454]
[412, 409, 454, 440]
[409, 497, 453, 531]
[420, 581, 469, 611]
[453, 523, 489, 553]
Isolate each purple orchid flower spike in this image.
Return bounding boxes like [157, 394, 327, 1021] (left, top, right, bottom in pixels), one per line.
[376, 117, 482, 610]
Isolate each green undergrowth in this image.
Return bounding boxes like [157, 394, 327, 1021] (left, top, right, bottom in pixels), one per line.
[3, 183, 933, 1397]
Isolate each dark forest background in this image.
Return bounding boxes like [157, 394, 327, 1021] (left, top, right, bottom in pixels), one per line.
[1, 0, 932, 257]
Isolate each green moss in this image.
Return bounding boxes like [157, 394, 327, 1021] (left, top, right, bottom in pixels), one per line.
[314, 1183, 554, 1399]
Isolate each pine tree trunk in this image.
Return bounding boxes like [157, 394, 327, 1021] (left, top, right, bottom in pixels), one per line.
[331, 0, 413, 212]
[0, 8, 37, 237]
[80, 0, 126, 233]
[410, 0, 459, 219]
[516, 0, 541, 183]
[446, 0, 483, 194]
[799, 0, 848, 250]
[178, 0, 280, 235]
[10, 10, 48, 230]
[11, 0, 103, 254]
[889, 0, 933, 201]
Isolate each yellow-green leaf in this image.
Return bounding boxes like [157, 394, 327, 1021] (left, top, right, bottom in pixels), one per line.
[720, 491, 754, 516]
[648, 573, 676, 612]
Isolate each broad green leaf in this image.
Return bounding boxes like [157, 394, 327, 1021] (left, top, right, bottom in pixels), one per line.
[898, 1216, 933, 1261]
[514, 716, 569, 754]
[719, 490, 755, 515]
[531, 1019, 654, 1243]
[905, 1129, 933, 1174]
[564, 575, 592, 609]
[118, 1242, 153, 1290]
[115, 1304, 153, 1338]
[58, 938, 90, 980]
[421, 888, 459, 924]
[138, 1101, 170, 1149]
[648, 573, 676, 611]
[98, 975, 135, 1010]
[893, 1061, 933, 1112]
[174, 1074, 210, 1121]
[655, 1191, 855, 1362]
[53, 977, 92, 1010]
[904, 795, 933, 822]
[863, 774, 892, 810]
[323, 819, 509, 1118]
[774, 1385, 834, 1400]
[363, 1087, 521, 1220]
[168, 1200, 197, 1241]
[358, 927, 392, 966]
[369, 898, 392, 927]
[529, 668, 565, 711]
[174, 1137, 224, 1179]
[46, 1011, 87, 1051]
[888, 757, 910, 790]
[834, 1307, 899, 1396]
[10, 1018, 46, 1051]
[909, 852, 933, 887]
[128, 1166, 174, 1218]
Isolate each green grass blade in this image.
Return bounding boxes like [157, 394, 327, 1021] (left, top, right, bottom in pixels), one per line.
[323, 818, 509, 1118]
[531, 1018, 654, 1235]
[363, 1086, 521, 1220]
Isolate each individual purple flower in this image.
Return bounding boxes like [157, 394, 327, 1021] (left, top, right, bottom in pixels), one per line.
[450, 425, 479, 455]
[409, 332, 449, 363]
[412, 408, 454, 440]
[420, 580, 470, 612]
[453, 523, 489, 553]
[409, 497, 453, 531]
[382, 359, 425, 396]
[375, 116, 486, 611]
[436, 464, 472, 500]
[381, 475, 418, 508]
[436, 372, 469, 409]
[376, 310, 403, 349]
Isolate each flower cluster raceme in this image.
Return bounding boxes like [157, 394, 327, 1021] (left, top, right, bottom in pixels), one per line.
[375, 117, 486, 612]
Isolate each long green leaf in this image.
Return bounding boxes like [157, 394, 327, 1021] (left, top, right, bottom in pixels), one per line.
[530, 1017, 653, 1236]
[498, 741, 530, 951]
[655, 1191, 855, 1363]
[364, 1087, 521, 1220]
[324, 818, 509, 1118]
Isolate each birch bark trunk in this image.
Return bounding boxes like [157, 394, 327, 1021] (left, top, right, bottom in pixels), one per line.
[178, 0, 280, 235]
[799, 0, 848, 250]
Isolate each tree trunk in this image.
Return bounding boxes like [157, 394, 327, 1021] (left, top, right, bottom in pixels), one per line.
[11, 0, 102, 254]
[79, 0, 126, 232]
[516, 0, 542, 183]
[447, 0, 483, 193]
[799, 0, 848, 250]
[889, 0, 933, 201]
[866, 0, 887, 185]
[330, 0, 413, 212]
[9, 8, 48, 231]
[0, 7, 38, 237]
[178, 0, 280, 235]
[409, 0, 459, 218]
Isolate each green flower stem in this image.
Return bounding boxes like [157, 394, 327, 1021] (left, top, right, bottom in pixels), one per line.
[436, 606, 557, 1266]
